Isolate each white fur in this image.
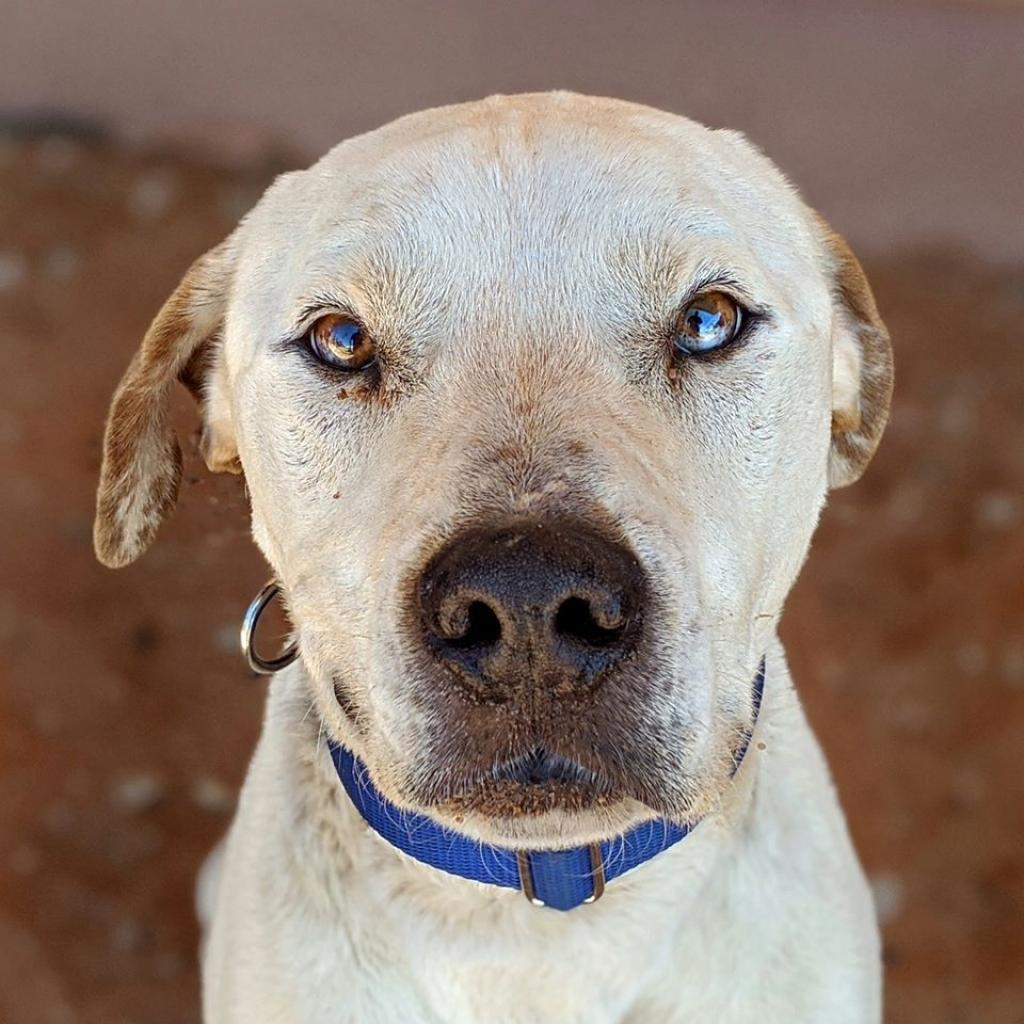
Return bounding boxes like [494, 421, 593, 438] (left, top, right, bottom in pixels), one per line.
[100, 93, 888, 1022]
[202, 641, 878, 1023]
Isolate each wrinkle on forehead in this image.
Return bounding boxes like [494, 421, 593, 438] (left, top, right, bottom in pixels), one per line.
[233, 95, 820, 362]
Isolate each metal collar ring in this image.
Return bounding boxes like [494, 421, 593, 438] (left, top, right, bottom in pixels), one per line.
[240, 579, 299, 675]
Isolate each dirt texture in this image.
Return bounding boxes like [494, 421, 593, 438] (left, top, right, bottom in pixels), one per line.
[1, 139, 1022, 1024]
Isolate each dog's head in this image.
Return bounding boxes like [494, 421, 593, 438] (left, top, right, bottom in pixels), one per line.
[94, 94, 892, 847]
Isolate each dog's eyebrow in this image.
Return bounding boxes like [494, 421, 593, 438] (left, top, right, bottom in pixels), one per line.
[612, 235, 772, 320]
[677, 262, 771, 318]
[284, 291, 363, 338]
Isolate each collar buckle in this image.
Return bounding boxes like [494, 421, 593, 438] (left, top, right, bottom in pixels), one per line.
[517, 843, 606, 908]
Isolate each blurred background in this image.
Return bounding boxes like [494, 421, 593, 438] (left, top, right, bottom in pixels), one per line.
[1, 2, 1021, 1022]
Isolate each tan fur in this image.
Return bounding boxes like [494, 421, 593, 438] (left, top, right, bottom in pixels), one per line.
[94, 239, 236, 566]
[818, 216, 895, 487]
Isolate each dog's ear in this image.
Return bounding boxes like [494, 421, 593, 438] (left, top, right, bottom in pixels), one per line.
[816, 216, 894, 488]
[94, 238, 241, 568]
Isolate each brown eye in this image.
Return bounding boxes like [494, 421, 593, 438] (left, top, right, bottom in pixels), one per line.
[673, 291, 742, 355]
[307, 314, 376, 371]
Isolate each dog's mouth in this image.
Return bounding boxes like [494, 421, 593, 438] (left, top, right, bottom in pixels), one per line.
[440, 748, 621, 818]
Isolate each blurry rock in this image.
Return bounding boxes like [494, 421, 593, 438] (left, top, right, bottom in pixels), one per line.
[869, 872, 905, 926]
[885, 482, 926, 528]
[110, 773, 166, 813]
[128, 169, 178, 222]
[109, 915, 150, 955]
[1002, 644, 1024, 688]
[191, 775, 234, 815]
[213, 623, 238, 654]
[886, 696, 933, 736]
[0, 250, 28, 291]
[974, 491, 1020, 530]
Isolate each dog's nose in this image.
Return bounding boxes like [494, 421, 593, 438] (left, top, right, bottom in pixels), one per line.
[418, 520, 645, 702]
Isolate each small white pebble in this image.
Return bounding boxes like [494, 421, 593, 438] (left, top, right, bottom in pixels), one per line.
[213, 623, 239, 654]
[191, 775, 235, 814]
[128, 169, 178, 222]
[975, 492, 1020, 530]
[885, 484, 925, 527]
[110, 773, 166, 813]
[886, 697, 932, 735]
[110, 916, 148, 954]
[0, 250, 28, 291]
[869, 872, 904, 926]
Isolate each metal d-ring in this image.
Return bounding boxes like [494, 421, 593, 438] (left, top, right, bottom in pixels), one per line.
[240, 580, 299, 675]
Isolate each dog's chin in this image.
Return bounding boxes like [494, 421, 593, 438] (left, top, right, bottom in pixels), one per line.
[442, 776, 618, 818]
[417, 744, 739, 848]
[434, 791, 654, 849]
[423, 750, 658, 848]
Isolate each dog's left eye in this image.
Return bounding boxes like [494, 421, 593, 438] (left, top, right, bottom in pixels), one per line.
[673, 292, 743, 355]
[307, 314, 377, 371]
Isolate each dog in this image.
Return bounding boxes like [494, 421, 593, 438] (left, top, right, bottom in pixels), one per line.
[94, 92, 893, 1023]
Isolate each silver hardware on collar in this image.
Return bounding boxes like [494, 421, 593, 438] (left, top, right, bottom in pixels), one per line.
[240, 579, 299, 675]
[516, 843, 605, 907]
[582, 842, 606, 904]
[516, 851, 545, 906]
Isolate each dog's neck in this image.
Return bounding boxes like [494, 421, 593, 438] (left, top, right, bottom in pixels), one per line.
[234, 648, 802, 1022]
[324, 660, 765, 912]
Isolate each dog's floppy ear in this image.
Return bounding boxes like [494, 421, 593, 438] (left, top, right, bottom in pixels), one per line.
[94, 238, 240, 568]
[817, 216, 894, 488]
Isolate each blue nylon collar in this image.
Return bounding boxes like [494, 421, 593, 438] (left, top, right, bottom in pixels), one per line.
[328, 659, 764, 911]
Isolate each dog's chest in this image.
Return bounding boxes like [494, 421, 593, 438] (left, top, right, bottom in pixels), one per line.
[295, 943, 672, 1024]
[283, 886, 697, 1024]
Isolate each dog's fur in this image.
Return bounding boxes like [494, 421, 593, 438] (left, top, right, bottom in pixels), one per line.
[94, 93, 893, 1023]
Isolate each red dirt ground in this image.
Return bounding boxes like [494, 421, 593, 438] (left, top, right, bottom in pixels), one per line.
[1, 139, 1022, 1023]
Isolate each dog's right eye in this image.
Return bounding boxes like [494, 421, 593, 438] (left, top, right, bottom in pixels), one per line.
[307, 314, 377, 372]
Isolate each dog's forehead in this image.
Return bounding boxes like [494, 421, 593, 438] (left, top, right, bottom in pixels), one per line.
[235, 95, 819, 329]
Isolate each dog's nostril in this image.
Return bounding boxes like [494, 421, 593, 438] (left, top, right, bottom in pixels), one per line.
[554, 595, 627, 648]
[418, 519, 646, 700]
[447, 600, 502, 649]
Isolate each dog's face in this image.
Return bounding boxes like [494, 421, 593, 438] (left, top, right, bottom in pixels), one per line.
[95, 94, 891, 847]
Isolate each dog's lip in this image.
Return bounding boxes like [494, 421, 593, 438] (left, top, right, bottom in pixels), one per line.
[436, 748, 622, 818]
[489, 748, 602, 787]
